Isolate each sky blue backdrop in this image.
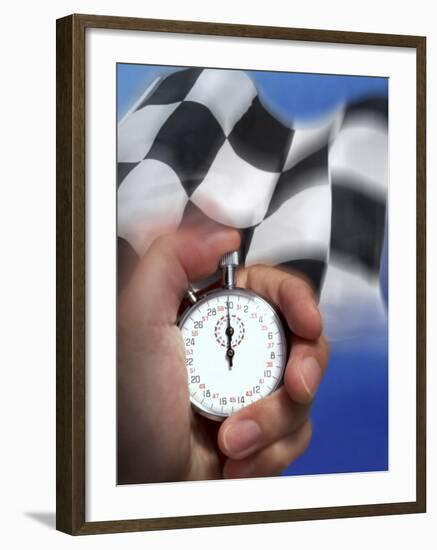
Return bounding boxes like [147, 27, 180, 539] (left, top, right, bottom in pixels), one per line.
[117, 64, 389, 476]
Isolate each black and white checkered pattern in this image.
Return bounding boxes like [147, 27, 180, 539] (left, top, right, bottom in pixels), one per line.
[117, 68, 388, 342]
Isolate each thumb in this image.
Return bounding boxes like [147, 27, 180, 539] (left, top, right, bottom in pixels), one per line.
[120, 227, 241, 326]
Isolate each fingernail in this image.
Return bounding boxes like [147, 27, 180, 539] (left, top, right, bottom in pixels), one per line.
[298, 357, 322, 398]
[311, 301, 323, 330]
[304, 299, 322, 332]
[223, 420, 261, 455]
[310, 300, 320, 319]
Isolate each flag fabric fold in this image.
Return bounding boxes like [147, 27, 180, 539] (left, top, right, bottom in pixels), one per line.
[117, 67, 388, 343]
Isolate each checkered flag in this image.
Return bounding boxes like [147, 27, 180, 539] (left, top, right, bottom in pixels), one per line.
[117, 68, 388, 342]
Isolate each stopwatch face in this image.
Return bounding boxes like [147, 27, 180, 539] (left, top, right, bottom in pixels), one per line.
[178, 288, 287, 421]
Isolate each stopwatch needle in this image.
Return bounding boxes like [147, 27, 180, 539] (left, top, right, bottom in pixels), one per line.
[226, 309, 235, 370]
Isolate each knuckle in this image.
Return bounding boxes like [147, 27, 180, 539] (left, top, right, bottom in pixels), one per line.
[304, 418, 313, 439]
[149, 231, 174, 252]
[276, 441, 296, 472]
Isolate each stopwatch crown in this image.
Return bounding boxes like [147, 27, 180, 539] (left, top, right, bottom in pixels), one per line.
[220, 251, 239, 289]
[220, 250, 240, 268]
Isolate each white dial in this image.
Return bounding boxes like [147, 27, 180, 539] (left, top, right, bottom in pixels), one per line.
[178, 288, 287, 421]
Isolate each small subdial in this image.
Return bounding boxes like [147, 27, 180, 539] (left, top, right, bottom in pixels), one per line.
[214, 315, 245, 348]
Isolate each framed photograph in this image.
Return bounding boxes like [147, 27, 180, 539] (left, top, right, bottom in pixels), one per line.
[56, 13, 426, 535]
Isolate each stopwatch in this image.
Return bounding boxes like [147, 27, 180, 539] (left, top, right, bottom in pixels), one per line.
[178, 251, 288, 421]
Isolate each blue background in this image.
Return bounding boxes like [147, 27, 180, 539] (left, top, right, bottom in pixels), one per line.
[117, 64, 389, 476]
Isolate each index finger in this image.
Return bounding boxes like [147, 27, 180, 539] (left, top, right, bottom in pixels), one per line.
[236, 264, 322, 340]
[120, 227, 241, 327]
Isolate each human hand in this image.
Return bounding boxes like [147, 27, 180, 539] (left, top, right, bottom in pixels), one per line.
[117, 227, 328, 483]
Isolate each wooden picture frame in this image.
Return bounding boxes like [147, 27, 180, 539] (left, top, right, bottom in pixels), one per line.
[56, 13, 426, 535]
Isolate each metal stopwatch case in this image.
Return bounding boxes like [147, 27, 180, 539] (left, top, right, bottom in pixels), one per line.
[178, 251, 287, 421]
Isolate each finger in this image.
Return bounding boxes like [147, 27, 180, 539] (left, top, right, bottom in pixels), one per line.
[237, 265, 322, 340]
[121, 227, 241, 326]
[284, 335, 329, 404]
[218, 386, 309, 460]
[223, 420, 312, 479]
